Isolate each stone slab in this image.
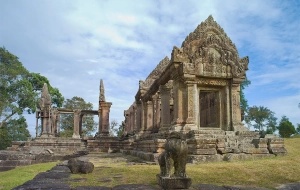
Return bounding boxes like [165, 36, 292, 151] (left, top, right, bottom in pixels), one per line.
[188, 155, 223, 163]
[74, 186, 110, 190]
[194, 184, 226, 190]
[112, 184, 157, 190]
[156, 174, 192, 189]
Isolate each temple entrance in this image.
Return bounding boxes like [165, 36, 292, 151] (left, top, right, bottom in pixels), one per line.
[199, 91, 220, 128]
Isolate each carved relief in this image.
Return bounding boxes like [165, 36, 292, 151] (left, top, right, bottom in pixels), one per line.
[195, 78, 228, 86]
[179, 15, 248, 78]
[182, 62, 196, 75]
[188, 86, 194, 118]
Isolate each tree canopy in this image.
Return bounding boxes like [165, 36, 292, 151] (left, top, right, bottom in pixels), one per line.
[245, 105, 277, 134]
[0, 47, 64, 128]
[0, 116, 30, 150]
[277, 116, 296, 138]
[60, 96, 97, 137]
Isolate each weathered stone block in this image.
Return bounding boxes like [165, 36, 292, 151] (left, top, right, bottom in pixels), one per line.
[236, 131, 259, 137]
[193, 148, 217, 155]
[268, 138, 285, 144]
[242, 148, 269, 154]
[196, 144, 216, 149]
[67, 158, 94, 174]
[268, 147, 287, 156]
[156, 174, 192, 189]
[188, 155, 223, 163]
[268, 144, 285, 148]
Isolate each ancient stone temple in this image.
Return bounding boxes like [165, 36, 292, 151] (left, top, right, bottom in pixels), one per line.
[121, 15, 287, 163]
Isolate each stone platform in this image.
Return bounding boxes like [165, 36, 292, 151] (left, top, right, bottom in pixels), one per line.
[156, 174, 192, 189]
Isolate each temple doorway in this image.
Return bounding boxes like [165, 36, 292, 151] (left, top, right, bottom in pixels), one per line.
[199, 91, 220, 128]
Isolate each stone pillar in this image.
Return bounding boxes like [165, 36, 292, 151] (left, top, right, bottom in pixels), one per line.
[231, 79, 248, 131]
[130, 106, 135, 133]
[172, 78, 186, 127]
[152, 93, 160, 133]
[36, 112, 39, 137]
[73, 109, 81, 139]
[185, 83, 195, 124]
[39, 84, 52, 137]
[79, 114, 83, 137]
[98, 102, 112, 136]
[141, 101, 147, 132]
[136, 101, 142, 132]
[231, 83, 241, 125]
[159, 84, 171, 132]
[145, 100, 153, 133]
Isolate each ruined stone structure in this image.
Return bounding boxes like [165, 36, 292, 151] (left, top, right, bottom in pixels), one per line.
[121, 15, 287, 163]
[35, 80, 112, 139]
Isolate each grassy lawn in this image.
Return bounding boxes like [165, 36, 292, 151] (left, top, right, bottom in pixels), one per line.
[0, 138, 299, 189]
[70, 138, 300, 189]
[0, 162, 57, 190]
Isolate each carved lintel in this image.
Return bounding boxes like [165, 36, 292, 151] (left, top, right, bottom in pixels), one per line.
[195, 78, 228, 86]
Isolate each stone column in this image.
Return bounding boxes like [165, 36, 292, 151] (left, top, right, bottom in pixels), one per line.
[159, 84, 171, 132]
[79, 114, 83, 137]
[152, 93, 160, 133]
[98, 102, 112, 136]
[136, 101, 142, 132]
[141, 101, 147, 132]
[172, 78, 186, 126]
[185, 83, 198, 130]
[36, 112, 39, 137]
[145, 100, 153, 133]
[130, 106, 135, 133]
[73, 109, 81, 139]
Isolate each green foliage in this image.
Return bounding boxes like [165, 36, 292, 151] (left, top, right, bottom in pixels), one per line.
[296, 123, 300, 134]
[277, 116, 296, 138]
[245, 106, 277, 133]
[0, 47, 64, 129]
[28, 73, 64, 107]
[109, 119, 118, 137]
[117, 124, 124, 137]
[0, 47, 37, 127]
[240, 77, 251, 112]
[60, 96, 97, 137]
[0, 116, 31, 150]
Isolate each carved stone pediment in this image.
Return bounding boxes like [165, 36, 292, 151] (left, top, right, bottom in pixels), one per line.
[140, 56, 170, 90]
[179, 15, 248, 78]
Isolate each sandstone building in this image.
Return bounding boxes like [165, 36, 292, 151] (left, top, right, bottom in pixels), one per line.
[121, 15, 286, 162]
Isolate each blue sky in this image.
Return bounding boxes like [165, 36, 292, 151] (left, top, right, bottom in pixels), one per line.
[1, 0, 299, 135]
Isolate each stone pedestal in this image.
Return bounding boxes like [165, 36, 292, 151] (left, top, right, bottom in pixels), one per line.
[156, 174, 192, 189]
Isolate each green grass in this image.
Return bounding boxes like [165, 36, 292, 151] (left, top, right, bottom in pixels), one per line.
[0, 162, 57, 190]
[1, 138, 299, 189]
[70, 138, 300, 189]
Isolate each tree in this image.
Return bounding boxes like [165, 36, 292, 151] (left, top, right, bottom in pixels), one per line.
[0, 47, 64, 128]
[0, 116, 30, 150]
[116, 124, 125, 137]
[296, 124, 300, 134]
[277, 116, 296, 138]
[245, 106, 277, 134]
[240, 77, 251, 112]
[109, 119, 118, 137]
[60, 96, 97, 137]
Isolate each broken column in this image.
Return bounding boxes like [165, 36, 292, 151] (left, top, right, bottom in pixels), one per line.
[38, 83, 52, 137]
[98, 79, 112, 137]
